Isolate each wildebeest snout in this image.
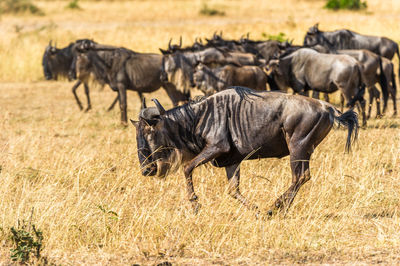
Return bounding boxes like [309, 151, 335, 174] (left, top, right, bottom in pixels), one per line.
[142, 163, 157, 176]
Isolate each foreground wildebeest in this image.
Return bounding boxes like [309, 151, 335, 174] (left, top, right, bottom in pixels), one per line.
[303, 23, 400, 78]
[193, 63, 268, 95]
[267, 48, 367, 125]
[69, 40, 189, 125]
[131, 87, 358, 215]
[42, 40, 101, 111]
[160, 47, 264, 96]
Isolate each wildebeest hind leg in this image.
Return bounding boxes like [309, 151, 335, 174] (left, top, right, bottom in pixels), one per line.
[225, 164, 260, 216]
[107, 95, 119, 112]
[268, 155, 311, 216]
[84, 82, 91, 112]
[71, 80, 83, 110]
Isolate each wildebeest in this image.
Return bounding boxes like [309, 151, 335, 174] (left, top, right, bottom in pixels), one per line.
[42, 40, 101, 111]
[267, 48, 367, 125]
[132, 87, 358, 215]
[303, 23, 400, 78]
[160, 47, 264, 96]
[69, 39, 189, 125]
[193, 63, 268, 95]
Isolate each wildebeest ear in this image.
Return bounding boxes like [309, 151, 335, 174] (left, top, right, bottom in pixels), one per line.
[159, 48, 168, 54]
[130, 119, 139, 128]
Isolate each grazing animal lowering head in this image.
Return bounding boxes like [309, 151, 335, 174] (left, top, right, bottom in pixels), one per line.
[42, 41, 58, 80]
[131, 99, 181, 178]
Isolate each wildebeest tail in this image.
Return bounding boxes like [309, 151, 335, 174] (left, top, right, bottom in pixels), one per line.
[391, 63, 397, 95]
[333, 108, 359, 152]
[395, 43, 400, 88]
[378, 56, 388, 104]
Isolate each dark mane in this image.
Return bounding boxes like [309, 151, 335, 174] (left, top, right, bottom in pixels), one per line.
[228, 86, 263, 101]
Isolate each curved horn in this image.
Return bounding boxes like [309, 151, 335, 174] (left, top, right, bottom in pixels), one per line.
[179, 36, 182, 48]
[152, 99, 166, 115]
[49, 40, 52, 47]
[168, 38, 172, 50]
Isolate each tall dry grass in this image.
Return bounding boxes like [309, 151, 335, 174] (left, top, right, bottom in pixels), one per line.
[0, 0, 399, 264]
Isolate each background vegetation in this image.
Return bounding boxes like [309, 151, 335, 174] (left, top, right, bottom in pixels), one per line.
[0, 0, 399, 264]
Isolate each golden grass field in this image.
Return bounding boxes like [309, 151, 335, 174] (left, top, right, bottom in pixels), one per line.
[0, 0, 400, 264]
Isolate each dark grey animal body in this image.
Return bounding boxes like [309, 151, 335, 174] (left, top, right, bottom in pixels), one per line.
[161, 47, 264, 96]
[268, 48, 366, 125]
[303, 24, 400, 79]
[70, 40, 189, 125]
[193, 63, 268, 95]
[132, 87, 358, 216]
[42, 41, 98, 111]
[336, 49, 388, 118]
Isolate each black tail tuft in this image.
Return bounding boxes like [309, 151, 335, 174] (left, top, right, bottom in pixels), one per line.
[335, 109, 359, 152]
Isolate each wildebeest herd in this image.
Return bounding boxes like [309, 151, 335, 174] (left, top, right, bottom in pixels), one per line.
[42, 24, 398, 216]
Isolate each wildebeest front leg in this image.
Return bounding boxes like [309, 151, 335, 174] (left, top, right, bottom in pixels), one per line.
[117, 85, 128, 125]
[184, 145, 227, 214]
[84, 82, 91, 112]
[367, 86, 381, 119]
[225, 164, 260, 215]
[269, 155, 311, 215]
[71, 80, 83, 110]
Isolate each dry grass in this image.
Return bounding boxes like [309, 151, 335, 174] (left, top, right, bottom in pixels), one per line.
[0, 0, 400, 264]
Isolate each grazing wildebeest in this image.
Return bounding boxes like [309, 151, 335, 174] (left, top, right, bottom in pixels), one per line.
[336, 49, 388, 118]
[193, 63, 268, 95]
[303, 23, 400, 79]
[42, 40, 101, 111]
[308, 48, 396, 118]
[131, 87, 358, 215]
[267, 48, 367, 125]
[69, 39, 189, 125]
[160, 47, 264, 96]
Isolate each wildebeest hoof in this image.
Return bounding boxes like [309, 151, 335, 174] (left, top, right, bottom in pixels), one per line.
[192, 202, 202, 214]
[266, 209, 277, 217]
[84, 107, 91, 112]
[121, 121, 128, 127]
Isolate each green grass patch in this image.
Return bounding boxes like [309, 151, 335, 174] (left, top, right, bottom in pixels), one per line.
[199, 3, 225, 16]
[325, 0, 367, 10]
[66, 0, 81, 10]
[0, 0, 44, 15]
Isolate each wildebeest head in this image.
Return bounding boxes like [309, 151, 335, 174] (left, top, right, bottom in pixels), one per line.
[42, 41, 59, 80]
[68, 39, 98, 80]
[131, 99, 182, 178]
[161, 52, 195, 94]
[303, 23, 321, 46]
[193, 63, 214, 95]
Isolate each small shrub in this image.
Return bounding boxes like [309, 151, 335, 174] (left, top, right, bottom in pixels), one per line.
[262, 32, 287, 43]
[0, 0, 44, 15]
[10, 220, 43, 263]
[66, 0, 81, 10]
[199, 3, 225, 16]
[325, 0, 367, 10]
